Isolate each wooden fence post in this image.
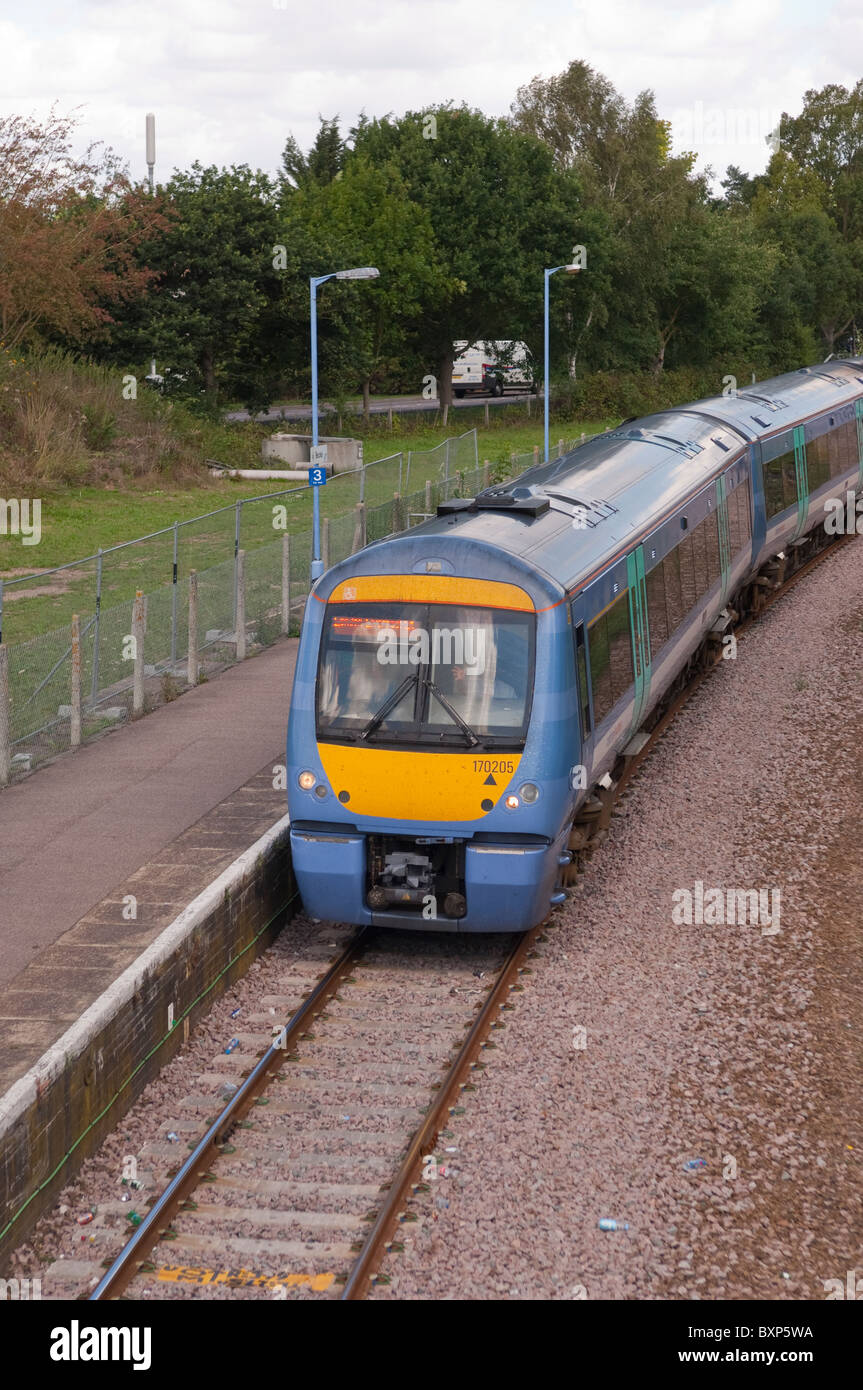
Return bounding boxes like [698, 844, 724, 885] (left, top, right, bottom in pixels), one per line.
[352, 502, 366, 554]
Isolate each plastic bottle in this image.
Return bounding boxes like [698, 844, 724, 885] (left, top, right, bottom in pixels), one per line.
[598, 1218, 630, 1231]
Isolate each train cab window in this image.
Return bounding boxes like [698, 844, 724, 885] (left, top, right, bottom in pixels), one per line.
[587, 591, 634, 725]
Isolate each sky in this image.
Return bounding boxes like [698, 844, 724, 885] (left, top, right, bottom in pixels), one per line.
[0, 0, 860, 189]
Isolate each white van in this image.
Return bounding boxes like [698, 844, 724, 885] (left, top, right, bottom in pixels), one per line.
[452, 341, 536, 397]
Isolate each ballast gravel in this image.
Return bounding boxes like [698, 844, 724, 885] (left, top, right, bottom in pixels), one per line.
[372, 539, 863, 1301]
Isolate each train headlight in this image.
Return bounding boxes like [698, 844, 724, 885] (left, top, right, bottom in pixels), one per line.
[298, 770, 316, 790]
[518, 782, 540, 804]
[505, 794, 520, 810]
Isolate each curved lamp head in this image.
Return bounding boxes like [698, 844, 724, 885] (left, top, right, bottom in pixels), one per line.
[335, 267, 380, 280]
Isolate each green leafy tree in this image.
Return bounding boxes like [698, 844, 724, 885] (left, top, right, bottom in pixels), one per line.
[353, 104, 579, 405]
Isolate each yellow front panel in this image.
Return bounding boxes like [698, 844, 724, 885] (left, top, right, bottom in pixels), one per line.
[327, 574, 534, 611]
[316, 743, 523, 821]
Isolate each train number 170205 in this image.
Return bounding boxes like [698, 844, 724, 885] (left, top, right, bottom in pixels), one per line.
[473, 759, 515, 774]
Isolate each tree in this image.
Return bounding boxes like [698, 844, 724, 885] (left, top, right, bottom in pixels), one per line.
[280, 116, 347, 193]
[284, 157, 452, 413]
[104, 163, 283, 409]
[353, 105, 579, 406]
[0, 109, 168, 352]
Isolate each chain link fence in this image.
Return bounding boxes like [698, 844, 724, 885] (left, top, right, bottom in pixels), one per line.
[0, 427, 600, 780]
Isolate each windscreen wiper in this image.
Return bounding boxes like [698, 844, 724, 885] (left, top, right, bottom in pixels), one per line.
[423, 677, 481, 747]
[359, 673, 418, 741]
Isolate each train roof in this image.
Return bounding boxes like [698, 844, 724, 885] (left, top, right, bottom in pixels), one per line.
[378, 359, 863, 596]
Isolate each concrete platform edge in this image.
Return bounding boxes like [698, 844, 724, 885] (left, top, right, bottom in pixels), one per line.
[0, 813, 295, 1270]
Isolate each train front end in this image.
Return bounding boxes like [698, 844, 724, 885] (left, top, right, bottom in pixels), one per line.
[287, 538, 576, 932]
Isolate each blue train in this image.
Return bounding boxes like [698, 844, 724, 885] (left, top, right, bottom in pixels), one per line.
[287, 360, 863, 932]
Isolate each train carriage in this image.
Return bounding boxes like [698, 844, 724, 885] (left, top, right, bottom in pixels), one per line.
[287, 360, 863, 931]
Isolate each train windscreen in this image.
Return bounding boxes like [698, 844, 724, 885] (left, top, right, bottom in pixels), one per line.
[316, 603, 535, 747]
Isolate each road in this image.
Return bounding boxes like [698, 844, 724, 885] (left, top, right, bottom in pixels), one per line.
[224, 392, 536, 424]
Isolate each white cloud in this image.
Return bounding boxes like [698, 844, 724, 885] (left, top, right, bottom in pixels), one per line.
[0, 0, 853, 186]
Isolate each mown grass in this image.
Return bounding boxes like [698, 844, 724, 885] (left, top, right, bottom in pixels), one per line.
[1, 409, 612, 643]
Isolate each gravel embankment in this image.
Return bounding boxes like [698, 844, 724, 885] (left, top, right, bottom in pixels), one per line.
[373, 540, 863, 1300]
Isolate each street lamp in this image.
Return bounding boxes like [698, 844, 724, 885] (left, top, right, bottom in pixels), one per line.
[543, 263, 581, 464]
[309, 267, 380, 582]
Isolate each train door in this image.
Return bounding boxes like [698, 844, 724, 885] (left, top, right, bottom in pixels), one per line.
[625, 546, 651, 735]
[716, 474, 732, 605]
[570, 594, 595, 783]
[791, 424, 809, 540]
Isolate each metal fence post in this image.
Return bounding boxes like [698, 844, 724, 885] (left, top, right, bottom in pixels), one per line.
[456, 470, 464, 497]
[281, 534, 291, 633]
[360, 465, 366, 504]
[558, 438, 564, 458]
[392, 492, 402, 533]
[483, 459, 490, 489]
[0, 644, 10, 786]
[171, 522, 179, 669]
[132, 590, 145, 718]
[533, 445, 540, 465]
[405, 451, 412, 495]
[70, 614, 82, 748]
[236, 551, 246, 660]
[91, 548, 102, 707]
[188, 571, 198, 685]
[321, 517, 330, 571]
[445, 438, 450, 484]
[232, 502, 241, 631]
[425, 479, 433, 517]
[399, 454, 403, 496]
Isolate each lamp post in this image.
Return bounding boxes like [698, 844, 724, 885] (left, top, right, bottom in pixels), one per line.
[145, 114, 157, 382]
[309, 267, 380, 582]
[543, 263, 580, 463]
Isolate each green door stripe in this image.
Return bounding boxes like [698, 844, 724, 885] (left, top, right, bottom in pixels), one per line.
[792, 424, 808, 540]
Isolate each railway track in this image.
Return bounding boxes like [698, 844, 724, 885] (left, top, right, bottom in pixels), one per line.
[34, 527, 852, 1303]
[88, 924, 537, 1301]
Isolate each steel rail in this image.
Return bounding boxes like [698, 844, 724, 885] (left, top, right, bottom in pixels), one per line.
[90, 927, 371, 1300]
[340, 926, 537, 1300]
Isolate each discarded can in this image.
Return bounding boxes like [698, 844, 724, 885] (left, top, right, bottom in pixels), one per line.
[598, 1218, 629, 1231]
[76, 1211, 95, 1226]
[121, 1192, 131, 1203]
[219, 1082, 239, 1101]
[166, 1131, 180, 1143]
[230, 1008, 241, 1019]
[224, 1038, 240, 1054]
[128, 1211, 142, 1228]
[683, 1158, 707, 1171]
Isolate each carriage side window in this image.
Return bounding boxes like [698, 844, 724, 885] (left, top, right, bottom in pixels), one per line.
[807, 433, 830, 492]
[663, 546, 684, 631]
[574, 622, 592, 737]
[690, 520, 709, 599]
[587, 591, 633, 725]
[827, 424, 847, 478]
[764, 451, 795, 519]
[678, 534, 697, 611]
[646, 560, 669, 650]
[703, 509, 721, 586]
[727, 480, 752, 552]
[841, 420, 859, 472]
